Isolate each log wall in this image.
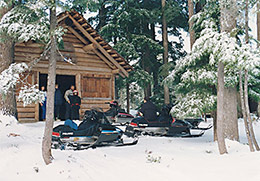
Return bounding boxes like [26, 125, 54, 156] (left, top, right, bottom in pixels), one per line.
[15, 29, 115, 122]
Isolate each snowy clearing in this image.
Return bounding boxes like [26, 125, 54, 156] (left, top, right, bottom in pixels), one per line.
[0, 114, 260, 181]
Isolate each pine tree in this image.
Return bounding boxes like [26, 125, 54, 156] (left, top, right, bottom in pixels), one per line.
[166, 0, 260, 153]
[42, 0, 58, 165]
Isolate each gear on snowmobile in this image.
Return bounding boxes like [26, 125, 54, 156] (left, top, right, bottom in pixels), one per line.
[52, 108, 138, 150]
[126, 104, 212, 137]
[104, 101, 134, 125]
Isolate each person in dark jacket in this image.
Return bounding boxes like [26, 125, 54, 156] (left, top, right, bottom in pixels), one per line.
[139, 97, 158, 121]
[69, 90, 81, 120]
[54, 84, 63, 120]
[105, 101, 119, 117]
[64, 85, 75, 119]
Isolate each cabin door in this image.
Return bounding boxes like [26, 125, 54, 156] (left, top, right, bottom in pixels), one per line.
[39, 73, 75, 120]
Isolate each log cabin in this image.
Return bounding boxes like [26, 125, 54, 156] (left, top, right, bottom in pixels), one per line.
[15, 10, 133, 122]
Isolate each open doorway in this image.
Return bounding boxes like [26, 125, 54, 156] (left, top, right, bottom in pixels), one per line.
[39, 73, 76, 120]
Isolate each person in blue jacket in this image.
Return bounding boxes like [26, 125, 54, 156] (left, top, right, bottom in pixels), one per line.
[54, 84, 63, 120]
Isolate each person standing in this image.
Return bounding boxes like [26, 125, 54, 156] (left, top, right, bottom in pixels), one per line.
[69, 90, 81, 120]
[40, 86, 47, 121]
[54, 84, 63, 120]
[139, 97, 158, 121]
[64, 85, 75, 119]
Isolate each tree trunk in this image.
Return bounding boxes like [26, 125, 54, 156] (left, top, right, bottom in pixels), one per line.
[223, 87, 239, 141]
[257, 0, 260, 116]
[257, 0, 260, 48]
[42, 3, 57, 165]
[244, 70, 260, 151]
[239, 71, 254, 152]
[161, 0, 170, 105]
[217, 61, 227, 154]
[0, 4, 17, 118]
[216, 0, 238, 154]
[212, 110, 217, 141]
[126, 82, 130, 113]
[96, 2, 106, 31]
[188, 0, 195, 49]
[244, 0, 259, 151]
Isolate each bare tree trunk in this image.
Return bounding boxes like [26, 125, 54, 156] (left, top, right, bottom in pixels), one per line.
[42, 3, 57, 165]
[239, 71, 254, 151]
[161, 0, 170, 104]
[216, 0, 237, 154]
[212, 110, 217, 141]
[188, 0, 195, 49]
[126, 82, 130, 113]
[96, 2, 106, 31]
[244, 0, 259, 151]
[257, 0, 260, 48]
[257, 0, 260, 116]
[217, 61, 227, 154]
[244, 70, 260, 151]
[223, 87, 239, 141]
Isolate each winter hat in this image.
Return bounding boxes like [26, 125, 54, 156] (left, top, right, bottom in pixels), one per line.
[73, 90, 78, 94]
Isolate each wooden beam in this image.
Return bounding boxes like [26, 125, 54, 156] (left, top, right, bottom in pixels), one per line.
[33, 63, 113, 73]
[76, 73, 81, 97]
[78, 17, 84, 22]
[112, 69, 120, 74]
[57, 14, 69, 23]
[103, 45, 111, 49]
[67, 13, 129, 77]
[86, 27, 94, 32]
[82, 23, 89, 27]
[83, 43, 97, 52]
[67, 26, 88, 45]
[93, 49, 115, 70]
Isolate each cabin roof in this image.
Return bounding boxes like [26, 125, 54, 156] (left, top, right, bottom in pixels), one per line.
[57, 10, 133, 77]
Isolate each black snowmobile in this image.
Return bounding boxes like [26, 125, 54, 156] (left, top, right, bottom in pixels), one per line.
[52, 109, 138, 150]
[126, 104, 212, 137]
[105, 101, 135, 125]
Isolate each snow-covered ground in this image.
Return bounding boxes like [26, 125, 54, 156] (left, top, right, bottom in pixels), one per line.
[1, 113, 260, 181]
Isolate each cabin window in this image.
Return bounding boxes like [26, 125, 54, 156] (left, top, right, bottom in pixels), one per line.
[81, 74, 111, 99]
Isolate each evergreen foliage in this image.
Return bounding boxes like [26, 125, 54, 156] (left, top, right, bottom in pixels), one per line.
[0, 0, 65, 107]
[166, 0, 260, 118]
[70, 0, 188, 109]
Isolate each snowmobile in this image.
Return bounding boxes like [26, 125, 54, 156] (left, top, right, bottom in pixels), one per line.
[52, 109, 138, 150]
[105, 101, 135, 125]
[125, 104, 212, 137]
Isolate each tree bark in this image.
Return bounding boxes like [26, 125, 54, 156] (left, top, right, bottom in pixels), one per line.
[216, 0, 238, 154]
[239, 71, 254, 152]
[212, 110, 217, 141]
[244, 70, 260, 151]
[161, 0, 170, 105]
[217, 61, 227, 154]
[96, 2, 106, 31]
[126, 82, 130, 113]
[188, 0, 195, 49]
[42, 3, 57, 165]
[223, 87, 239, 141]
[257, 0, 260, 48]
[244, 0, 259, 151]
[0, 4, 17, 118]
[257, 0, 260, 116]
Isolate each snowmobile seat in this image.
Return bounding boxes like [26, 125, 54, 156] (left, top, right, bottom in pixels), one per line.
[53, 125, 75, 132]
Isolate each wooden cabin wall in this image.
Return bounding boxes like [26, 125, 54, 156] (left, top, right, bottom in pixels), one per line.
[14, 29, 115, 122]
[16, 72, 38, 123]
